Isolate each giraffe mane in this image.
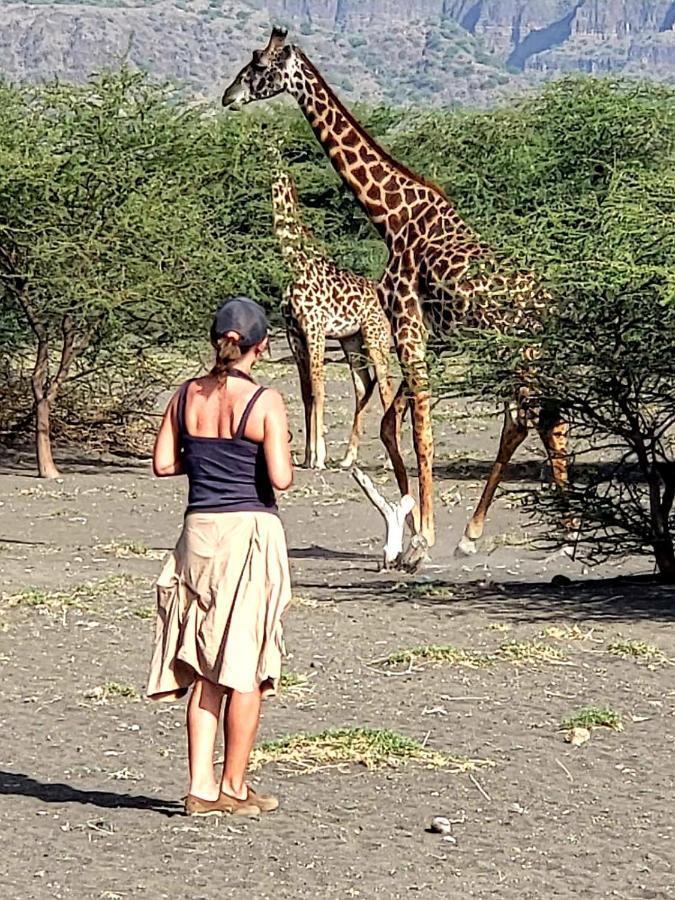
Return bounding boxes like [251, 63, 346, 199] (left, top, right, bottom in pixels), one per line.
[296, 49, 450, 202]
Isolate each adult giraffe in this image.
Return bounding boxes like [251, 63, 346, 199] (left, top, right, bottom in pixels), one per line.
[222, 28, 568, 567]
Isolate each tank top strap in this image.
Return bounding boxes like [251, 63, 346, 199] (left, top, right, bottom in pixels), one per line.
[234, 386, 266, 440]
[176, 379, 195, 436]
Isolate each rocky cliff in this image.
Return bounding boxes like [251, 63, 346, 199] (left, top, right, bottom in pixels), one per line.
[0, 0, 673, 105]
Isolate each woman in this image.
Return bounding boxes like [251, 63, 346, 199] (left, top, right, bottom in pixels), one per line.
[147, 295, 293, 818]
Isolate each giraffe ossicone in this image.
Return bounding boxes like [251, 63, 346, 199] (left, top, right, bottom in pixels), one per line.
[222, 28, 569, 570]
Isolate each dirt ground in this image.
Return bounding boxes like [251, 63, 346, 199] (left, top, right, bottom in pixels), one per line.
[1, 359, 674, 900]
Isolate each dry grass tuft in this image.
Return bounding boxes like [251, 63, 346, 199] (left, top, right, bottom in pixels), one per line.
[404, 581, 454, 600]
[607, 640, 668, 666]
[279, 672, 315, 698]
[96, 541, 166, 561]
[290, 594, 319, 609]
[249, 727, 494, 775]
[495, 640, 566, 665]
[543, 624, 597, 642]
[379, 644, 488, 670]
[378, 639, 568, 671]
[84, 682, 140, 703]
[562, 707, 623, 732]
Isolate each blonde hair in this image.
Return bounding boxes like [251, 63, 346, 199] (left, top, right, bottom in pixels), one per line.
[211, 334, 245, 384]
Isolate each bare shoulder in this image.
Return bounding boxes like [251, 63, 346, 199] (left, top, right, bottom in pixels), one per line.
[260, 386, 287, 409]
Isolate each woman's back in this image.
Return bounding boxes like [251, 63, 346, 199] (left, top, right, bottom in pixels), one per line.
[182, 374, 267, 442]
[179, 372, 277, 515]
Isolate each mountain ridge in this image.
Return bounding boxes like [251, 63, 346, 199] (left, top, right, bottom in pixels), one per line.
[0, 0, 674, 104]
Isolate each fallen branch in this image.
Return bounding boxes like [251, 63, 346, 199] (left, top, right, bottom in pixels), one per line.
[351, 466, 416, 569]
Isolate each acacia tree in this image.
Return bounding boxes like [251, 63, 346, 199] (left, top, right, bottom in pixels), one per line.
[0, 71, 231, 476]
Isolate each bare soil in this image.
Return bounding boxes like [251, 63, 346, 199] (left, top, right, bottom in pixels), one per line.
[1, 361, 674, 900]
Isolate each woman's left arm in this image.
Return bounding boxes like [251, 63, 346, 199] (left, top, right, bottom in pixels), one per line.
[153, 393, 184, 478]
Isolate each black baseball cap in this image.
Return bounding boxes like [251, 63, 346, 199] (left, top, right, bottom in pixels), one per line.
[210, 295, 268, 347]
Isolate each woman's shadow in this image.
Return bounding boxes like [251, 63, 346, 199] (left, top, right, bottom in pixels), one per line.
[0, 770, 182, 817]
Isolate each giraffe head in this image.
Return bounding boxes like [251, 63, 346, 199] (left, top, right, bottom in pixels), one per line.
[222, 27, 295, 109]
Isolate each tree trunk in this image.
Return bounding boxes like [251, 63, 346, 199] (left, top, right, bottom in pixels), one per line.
[647, 467, 675, 582]
[35, 395, 60, 479]
[653, 541, 675, 582]
[30, 334, 61, 479]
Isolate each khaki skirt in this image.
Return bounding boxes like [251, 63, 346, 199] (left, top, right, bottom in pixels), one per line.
[146, 511, 291, 702]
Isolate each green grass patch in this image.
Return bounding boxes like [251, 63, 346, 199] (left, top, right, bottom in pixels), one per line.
[562, 707, 623, 732]
[607, 640, 667, 665]
[5, 575, 130, 610]
[131, 606, 154, 620]
[249, 727, 493, 774]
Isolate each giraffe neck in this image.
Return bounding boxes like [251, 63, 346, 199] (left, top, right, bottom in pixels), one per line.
[288, 50, 444, 243]
[271, 169, 318, 273]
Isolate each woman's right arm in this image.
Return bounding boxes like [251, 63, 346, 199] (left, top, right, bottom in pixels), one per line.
[263, 390, 293, 491]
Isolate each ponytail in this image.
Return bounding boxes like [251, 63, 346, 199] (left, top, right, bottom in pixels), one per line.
[211, 334, 244, 384]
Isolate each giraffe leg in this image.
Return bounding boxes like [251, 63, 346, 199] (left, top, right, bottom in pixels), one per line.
[380, 382, 411, 495]
[457, 403, 528, 557]
[373, 263, 434, 571]
[537, 404, 569, 491]
[394, 343, 435, 572]
[339, 333, 376, 469]
[305, 326, 327, 470]
[286, 320, 313, 468]
[537, 405, 578, 531]
[360, 314, 395, 465]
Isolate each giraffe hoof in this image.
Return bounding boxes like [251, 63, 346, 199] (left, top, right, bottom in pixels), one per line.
[399, 535, 430, 574]
[455, 535, 478, 558]
[338, 454, 357, 470]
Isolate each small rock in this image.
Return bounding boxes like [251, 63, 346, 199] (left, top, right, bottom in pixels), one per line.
[565, 726, 591, 746]
[429, 816, 452, 835]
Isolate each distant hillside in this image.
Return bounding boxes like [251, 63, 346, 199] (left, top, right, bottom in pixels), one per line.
[0, 0, 674, 104]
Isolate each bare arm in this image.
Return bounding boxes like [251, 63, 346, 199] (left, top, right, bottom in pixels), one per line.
[152, 392, 184, 478]
[263, 389, 293, 491]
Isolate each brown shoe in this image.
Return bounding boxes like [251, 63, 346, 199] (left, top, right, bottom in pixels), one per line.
[184, 794, 224, 817]
[247, 786, 279, 813]
[216, 792, 261, 818]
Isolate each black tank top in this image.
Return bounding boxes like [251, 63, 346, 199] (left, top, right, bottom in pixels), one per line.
[178, 372, 277, 516]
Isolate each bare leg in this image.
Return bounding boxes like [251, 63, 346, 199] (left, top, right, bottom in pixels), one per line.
[457, 403, 528, 556]
[187, 677, 225, 800]
[339, 333, 376, 468]
[220, 688, 262, 800]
